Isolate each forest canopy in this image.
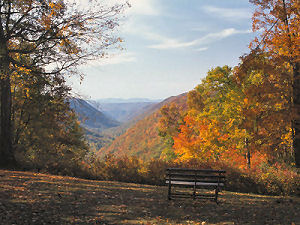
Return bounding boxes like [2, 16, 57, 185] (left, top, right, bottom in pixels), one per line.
[158, 0, 300, 169]
[0, 0, 126, 170]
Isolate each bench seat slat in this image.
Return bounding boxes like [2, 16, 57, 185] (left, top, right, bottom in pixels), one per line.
[166, 173, 226, 179]
[166, 177, 225, 182]
[166, 178, 225, 183]
[166, 180, 225, 186]
[166, 168, 226, 173]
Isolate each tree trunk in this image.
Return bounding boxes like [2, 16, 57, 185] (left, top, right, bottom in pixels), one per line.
[245, 137, 251, 169]
[281, 0, 300, 168]
[0, 40, 16, 167]
[292, 62, 300, 168]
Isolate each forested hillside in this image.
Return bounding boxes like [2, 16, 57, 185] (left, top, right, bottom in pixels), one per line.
[70, 98, 162, 152]
[98, 94, 187, 160]
[70, 98, 120, 130]
[88, 98, 160, 123]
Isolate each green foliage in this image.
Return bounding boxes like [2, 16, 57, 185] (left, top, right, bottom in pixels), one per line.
[158, 103, 185, 161]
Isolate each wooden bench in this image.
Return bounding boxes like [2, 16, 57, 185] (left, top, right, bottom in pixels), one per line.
[165, 168, 226, 203]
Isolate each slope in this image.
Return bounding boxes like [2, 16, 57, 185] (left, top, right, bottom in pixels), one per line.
[97, 93, 187, 160]
[95, 102, 156, 123]
[88, 98, 161, 123]
[69, 98, 120, 131]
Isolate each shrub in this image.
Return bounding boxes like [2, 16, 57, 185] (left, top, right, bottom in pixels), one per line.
[85, 154, 299, 196]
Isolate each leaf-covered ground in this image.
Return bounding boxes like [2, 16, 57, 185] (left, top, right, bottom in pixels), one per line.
[0, 169, 299, 225]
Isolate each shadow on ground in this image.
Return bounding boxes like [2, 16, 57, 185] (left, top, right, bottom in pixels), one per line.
[0, 169, 299, 224]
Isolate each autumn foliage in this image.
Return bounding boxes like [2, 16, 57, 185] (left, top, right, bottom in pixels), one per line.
[149, 1, 300, 194]
[157, 0, 300, 173]
[158, 61, 295, 167]
[0, 0, 126, 167]
[88, 0, 300, 195]
[250, 0, 300, 167]
[83, 155, 300, 195]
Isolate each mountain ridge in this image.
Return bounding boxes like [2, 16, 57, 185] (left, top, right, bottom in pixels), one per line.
[97, 93, 187, 160]
[69, 98, 120, 131]
[92, 98, 162, 104]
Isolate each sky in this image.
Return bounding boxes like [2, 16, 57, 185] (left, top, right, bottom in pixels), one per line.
[68, 0, 257, 100]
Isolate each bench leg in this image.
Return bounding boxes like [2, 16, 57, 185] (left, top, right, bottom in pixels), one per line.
[193, 183, 196, 200]
[168, 182, 171, 200]
[215, 188, 219, 204]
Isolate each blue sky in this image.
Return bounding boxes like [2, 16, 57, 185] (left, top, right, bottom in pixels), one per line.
[69, 0, 256, 100]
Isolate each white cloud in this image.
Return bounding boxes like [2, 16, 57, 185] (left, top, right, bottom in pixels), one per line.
[147, 28, 252, 50]
[118, 0, 161, 38]
[202, 6, 252, 20]
[195, 47, 208, 52]
[193, 28, 252, 47]
[81, 52, 137, 68]
[146, 32, 197, 49]
[202, 28, 252, 40]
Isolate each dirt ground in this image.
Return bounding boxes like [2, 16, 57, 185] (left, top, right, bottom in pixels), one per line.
[0, 169, 299, 225]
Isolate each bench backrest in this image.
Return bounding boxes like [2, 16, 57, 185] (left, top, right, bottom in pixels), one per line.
[166, 168, 226, 186]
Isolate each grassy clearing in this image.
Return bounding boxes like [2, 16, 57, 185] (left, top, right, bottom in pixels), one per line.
[0, 169, 299, 225]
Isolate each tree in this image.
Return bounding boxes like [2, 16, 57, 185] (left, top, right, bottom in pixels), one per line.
[158, 103, 184, 160]
[171, 63, 292, 167]
[172, 66, 246, 163]
[236, 52, 293, 165]
[11, 65, 88, 173]
[250, 0, 300, 167]
[0, 0, 126, 166]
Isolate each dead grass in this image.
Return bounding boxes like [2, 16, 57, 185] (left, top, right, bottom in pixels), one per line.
[0, 169, 299, 224]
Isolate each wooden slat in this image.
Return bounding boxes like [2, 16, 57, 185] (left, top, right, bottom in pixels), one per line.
[170, 194, 216, 200]
[166, 172, 226, 177]
[165, 180, 225, 186]
[166, 173, 226, 179]
[172, 193, 193, 196]
[195, 194, 215, 197]
[165, 177, 225, 183]
[166, 168, 226, 173]
[194, 196, 215, 200]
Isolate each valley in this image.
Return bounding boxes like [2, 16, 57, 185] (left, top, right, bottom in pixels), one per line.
[98, 94, 187, 160]
[70, 97, 176, 157]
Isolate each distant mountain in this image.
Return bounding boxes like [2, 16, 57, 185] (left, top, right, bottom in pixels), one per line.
[88, 99, 161, 123]
[69, 98, 120, 131]
[97, 93, 187, 160]
[95, 98, 162, 104]
[98, 102, 156, 123]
